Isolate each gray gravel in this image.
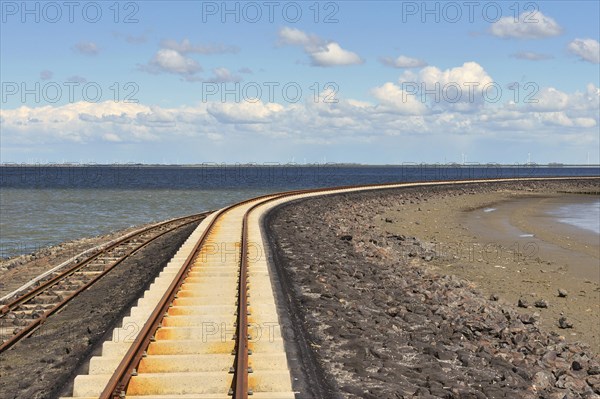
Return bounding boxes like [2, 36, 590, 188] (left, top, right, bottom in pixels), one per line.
[266, 180, 600, 399]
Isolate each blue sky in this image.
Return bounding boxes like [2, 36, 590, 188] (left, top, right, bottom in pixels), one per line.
[1, 1, 599, 164]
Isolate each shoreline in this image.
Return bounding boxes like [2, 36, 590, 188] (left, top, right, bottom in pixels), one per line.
[458, 194, 598, 347]
[377, 190, 599, 349]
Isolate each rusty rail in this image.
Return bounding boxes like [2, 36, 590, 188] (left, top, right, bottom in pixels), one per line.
[232, 205, 251, 398]
[99, 202, 242, 398]
[100, 192, 290, 398]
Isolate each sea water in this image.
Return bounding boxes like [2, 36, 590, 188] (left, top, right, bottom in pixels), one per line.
[549, 199, 600, 235]
[1, 165, 598, 258]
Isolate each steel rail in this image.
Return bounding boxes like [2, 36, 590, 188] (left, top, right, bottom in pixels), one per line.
[100, 191, 298, 399]
[231, 196, 284, 398]
[99, 201, 246, 398]
[0, 212, 211, 354]
[233, 203, 251, 398]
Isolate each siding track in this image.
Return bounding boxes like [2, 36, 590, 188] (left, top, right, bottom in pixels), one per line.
[0, 213, 211, 354]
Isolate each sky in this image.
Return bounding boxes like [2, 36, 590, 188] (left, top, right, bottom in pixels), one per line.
[1, 0, 599, 164]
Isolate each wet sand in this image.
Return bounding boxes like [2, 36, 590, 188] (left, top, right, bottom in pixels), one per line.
[379, 191, 600, 349]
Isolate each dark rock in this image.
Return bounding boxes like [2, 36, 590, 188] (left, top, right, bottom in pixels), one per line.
[587, 375, 600, 393]
[519, 313, 538, 325]
[518, 298, 529, 308]
[532, 370, 555, 390]
[588, 365, 600, 375]
[340, 235, 352, 241]
[558, 317, 573, 329]
[556, 374, 588, 391]
[534, 299, 549, 308]
[558, 289, 568, 298]
[341, 385, 364, 396]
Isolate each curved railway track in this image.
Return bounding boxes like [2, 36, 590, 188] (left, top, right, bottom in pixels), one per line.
[55, 177, 597, 399]
[0, 212, 212, 354]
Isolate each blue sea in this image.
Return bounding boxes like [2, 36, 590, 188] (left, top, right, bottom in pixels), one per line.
[1, 164, 598, 259]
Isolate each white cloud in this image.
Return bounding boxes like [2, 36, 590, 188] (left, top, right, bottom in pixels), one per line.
[277, 27, 363, 67]
[136, 106, 177, 127]
[380, 55, 427, 68]
[371, 82, 428, 115]
[490, 12, 562, 39]
[416, 62, 493, 88]
[143, 48, 202, 77]
[310, 43, 364, 67]
[394, 62, 494, 111]
[206, 67, 241, 83]
[568, 38, 600, 64]
[1, 84, 597, 153]
[72, 41, 99, 55]
[160, 38, 239, 55]
[139, 39, 242, 81]
[278, 27, 319, 49]
[511, 51, 553, 61]
[526, 87, 570, 112]
[103, 132, 122, 142]
[207, 102, 283, 124]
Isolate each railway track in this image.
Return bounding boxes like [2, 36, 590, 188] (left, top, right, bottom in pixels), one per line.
[63, 194, 296, 398]
[0, 212, 211, 353]
[56, 177, 598, 398]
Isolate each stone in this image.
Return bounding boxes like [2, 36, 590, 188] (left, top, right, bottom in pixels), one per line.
[586, 375, 600, 393]
[556, 374, 588, 391]
[518, 298, 529, 308]
[532, 371, 555, 390]
[589, 365, 600, 375]
[558, 317, 573, 329]
[558, 289, 568, 297]
[535, 299, 549, 308]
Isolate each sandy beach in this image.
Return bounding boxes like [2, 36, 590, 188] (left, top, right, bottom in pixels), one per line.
[377, 191, 599, 349]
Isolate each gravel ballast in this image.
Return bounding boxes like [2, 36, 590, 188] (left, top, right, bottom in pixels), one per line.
[265, 179, 600, 399]
[0, 222, 199, 399]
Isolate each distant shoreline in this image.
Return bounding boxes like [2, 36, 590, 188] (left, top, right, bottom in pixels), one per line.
[2, 163, 600, 168]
